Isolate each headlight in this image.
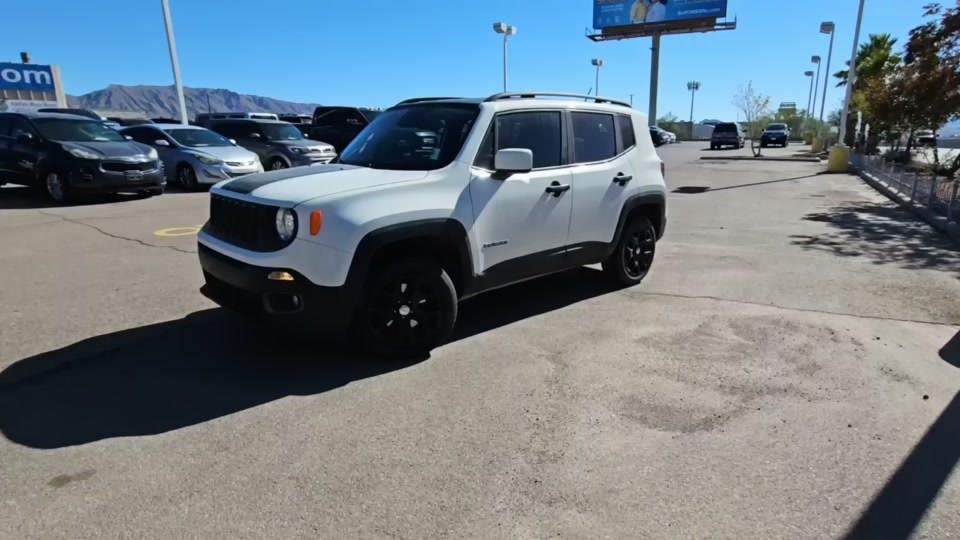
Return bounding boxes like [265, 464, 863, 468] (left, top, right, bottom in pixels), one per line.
[275, 208, 297, 242]
[288, 146, 306, 154]
[191, 152, 222, 165]
[146, 147, 158, 160]
[67, 146, 100, 160]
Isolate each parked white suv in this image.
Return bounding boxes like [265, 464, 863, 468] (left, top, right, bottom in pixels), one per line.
[198, 92, 667, 354]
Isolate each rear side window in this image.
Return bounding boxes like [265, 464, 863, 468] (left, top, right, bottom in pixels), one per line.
[616, 115, 636, 151]
[571, 112, 616, 163]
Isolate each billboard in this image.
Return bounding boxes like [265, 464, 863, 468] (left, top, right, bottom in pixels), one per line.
[0, 63, 55, 92]
[0, 98, 58, 113]
[593, 0, 727, 29]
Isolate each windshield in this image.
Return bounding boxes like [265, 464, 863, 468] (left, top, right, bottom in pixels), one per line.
[767, 124, 787, 131]
[33, 119, 126, 142]
[166, 128, 232, 147]
[714, 123, 738, 133]
[261, 123, 304, 141]
[338, 105, 478, 171]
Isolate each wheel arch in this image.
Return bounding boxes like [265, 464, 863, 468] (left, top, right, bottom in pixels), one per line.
[346, 218, 474, 298]
[613, 192, 666, 246]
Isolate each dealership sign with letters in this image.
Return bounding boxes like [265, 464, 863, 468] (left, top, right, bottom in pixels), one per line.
[0, 63, 55, 92]
[593, 0, 727, 29]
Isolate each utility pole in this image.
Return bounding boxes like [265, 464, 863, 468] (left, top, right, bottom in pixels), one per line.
[818, 21, 836, 126]
[161, 0, 188, 124]
[649, 33, 661, 124]
[810, 55, 822, 128]
[686, 81, 700, 140]
[629, 93, 634, 107]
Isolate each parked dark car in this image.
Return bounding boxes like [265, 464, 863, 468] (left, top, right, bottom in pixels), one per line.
[710, 122, 745, 149]
[649, 126, 667, 147]
[760, 123, 790, 148]
[0, 112, 164, 202]
[107, 116, 152, 127]
[308, 106, 382, 152]
[278, 114, 313, 135]
[209, 119, 336, 170]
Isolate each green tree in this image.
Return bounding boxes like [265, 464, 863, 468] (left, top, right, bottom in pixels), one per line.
[833, 33, 901, 87]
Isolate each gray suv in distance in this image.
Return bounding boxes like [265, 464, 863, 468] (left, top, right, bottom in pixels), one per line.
[209, 119, 336, 170]
[121, 124, 263, 190]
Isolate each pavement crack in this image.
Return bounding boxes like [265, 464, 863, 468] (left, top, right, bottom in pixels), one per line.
[36, 210, 194, 254]
[628, 290, 959, 327]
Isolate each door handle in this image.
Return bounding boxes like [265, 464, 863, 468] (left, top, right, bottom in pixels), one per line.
[613, 172, 633, 186]
[545, 181, 570, 197]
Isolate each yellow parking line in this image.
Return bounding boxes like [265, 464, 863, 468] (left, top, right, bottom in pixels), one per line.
[153, 226, 202, 237]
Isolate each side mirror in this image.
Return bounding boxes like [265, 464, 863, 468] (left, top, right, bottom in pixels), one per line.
[16, 132, 34, 145]
[229, 138, 237, 145]
[249, 132, 261, 139]
[124, 135, 134, 141]
[494, 148, 533, 173]
[154, 139, 170, 147]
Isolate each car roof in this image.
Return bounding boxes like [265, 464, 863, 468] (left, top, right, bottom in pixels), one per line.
[5, 111, 96, 121]
[390, 96, 635, 116]
[211, 118, 287, 124]
[155, 123, 207, 131]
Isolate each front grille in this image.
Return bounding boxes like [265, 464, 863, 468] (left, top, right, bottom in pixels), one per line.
[101, 160, 157, 172]
[207, 194, 288, 252]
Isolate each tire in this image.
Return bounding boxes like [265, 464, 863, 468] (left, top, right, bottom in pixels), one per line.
[269, 158, 288, 171]
[357, 259, 458, 356]
[178, 164, 198, 191]
[603, 216, 657, 286]
[41, 170, 71, 203]
[146, 188, 164, 196]
[760, 142, 767, 148]
[783, 141, 789, 148]
[710, 144, 716, 150]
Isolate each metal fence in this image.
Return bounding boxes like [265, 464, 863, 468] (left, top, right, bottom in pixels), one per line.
[851, 152, 960, 223]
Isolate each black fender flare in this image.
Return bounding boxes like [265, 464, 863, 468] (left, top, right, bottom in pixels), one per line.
[610, 192, 667, 250]
[344, 218, 474, 294]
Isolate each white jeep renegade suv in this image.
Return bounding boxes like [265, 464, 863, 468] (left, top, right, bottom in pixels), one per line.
[198, 92, 667, 354]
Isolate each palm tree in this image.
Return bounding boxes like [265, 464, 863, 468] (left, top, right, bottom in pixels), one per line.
[834, 33, 901, 87]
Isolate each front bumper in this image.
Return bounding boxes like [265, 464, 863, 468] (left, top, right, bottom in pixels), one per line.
[67, 162, 164, 192]
[198, 242, 356, 335]
[196, 162, 262, 184]
[762, 135, 787, 144]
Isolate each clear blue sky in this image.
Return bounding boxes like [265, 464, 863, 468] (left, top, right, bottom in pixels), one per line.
[1, 1, 928, 122]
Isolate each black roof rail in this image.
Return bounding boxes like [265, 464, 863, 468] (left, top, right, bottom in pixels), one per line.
[484, 92, 631, 108]
[394, 97, 462, 106]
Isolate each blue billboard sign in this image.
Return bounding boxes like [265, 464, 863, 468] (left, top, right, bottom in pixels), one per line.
[593, 0, 727, 29]
[0, 63, 55, 92]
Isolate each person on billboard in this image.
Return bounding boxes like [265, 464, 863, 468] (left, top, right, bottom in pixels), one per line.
[630, 0, 648, 23]
[647, 0, 667, 23]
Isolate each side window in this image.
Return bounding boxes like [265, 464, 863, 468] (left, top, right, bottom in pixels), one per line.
[316, 109, 349, 127]
[571, 112, 616, 163]
[472, 121, 495, 169]
[344, 110, 365, 126]
[616, 115, 636, 152]
[496, 111, 562, 169]
[127, 127, 157, 145]
[9, 118, 36, 140]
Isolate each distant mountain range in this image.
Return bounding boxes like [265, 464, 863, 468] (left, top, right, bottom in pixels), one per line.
[67, 85, 318, 119]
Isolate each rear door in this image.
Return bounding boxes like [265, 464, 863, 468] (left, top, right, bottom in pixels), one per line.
[468, 110, 573, 283]
[7, 117, 41, 184]
[566, 111, 636, 248]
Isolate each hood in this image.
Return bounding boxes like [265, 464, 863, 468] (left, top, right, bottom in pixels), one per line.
[185, 145, 258, 162]
[63, 141, 153, 160]
[218, 164, 429, 203]
[270, 139, 333, 152]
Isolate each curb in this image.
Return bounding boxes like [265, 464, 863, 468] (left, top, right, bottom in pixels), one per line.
[700, 156, 821, 162]
[855, 168, 960, 246]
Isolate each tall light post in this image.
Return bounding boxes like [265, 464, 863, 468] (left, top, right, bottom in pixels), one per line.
[493, 22, 517, 93]
[839, 0, 866, 147]
[591, 58, 604, 96]
[160, 0, 188, 125]
[804, 70, 815, 121]
[818, 21, 836, 126]
[810, 55, 822, 128]
[686, 81, 700, 140]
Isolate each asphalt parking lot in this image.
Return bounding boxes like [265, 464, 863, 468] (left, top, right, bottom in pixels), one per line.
[2, 142, 959, 538]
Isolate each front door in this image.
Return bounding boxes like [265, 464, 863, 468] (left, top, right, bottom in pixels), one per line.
[468, 110, 572, 285]
[7, 118, 41, 185]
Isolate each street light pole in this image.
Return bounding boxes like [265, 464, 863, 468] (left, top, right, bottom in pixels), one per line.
[839, 0, 866, 147]
[493, 22, 517, 93]
[686, 81, 700, 140]
[591, 58, 604, 96]
[804, 70, 815, 121]
[818, 21, 836, 126]
[160, 0, 188, 125]
[810, 55, 822, 128]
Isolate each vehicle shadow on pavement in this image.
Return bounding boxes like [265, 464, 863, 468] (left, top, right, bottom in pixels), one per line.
[844, 389, 960, 539]
[0, 268, 617, 449]
[672, 173, 821, 194]
[0, 185, 154, 209]
[791, 201, 960, 277]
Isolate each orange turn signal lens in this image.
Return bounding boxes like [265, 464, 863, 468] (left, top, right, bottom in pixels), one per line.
[310, 210, 323, 236]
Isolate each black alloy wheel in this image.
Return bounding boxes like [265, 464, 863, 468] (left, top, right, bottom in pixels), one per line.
[359, 260, 457, 356]
[603, 216, 656, 286]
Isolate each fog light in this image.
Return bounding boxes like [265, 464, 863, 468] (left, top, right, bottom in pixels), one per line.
[267, 271, 295, 281]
